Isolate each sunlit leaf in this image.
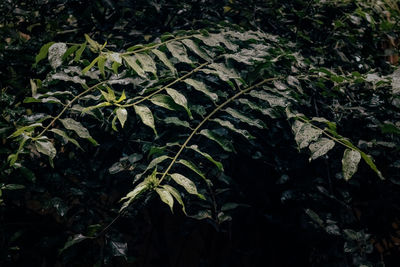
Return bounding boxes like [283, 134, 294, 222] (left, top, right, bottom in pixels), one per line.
[123, 55, 147, 78]
[170, 173, 204, 199]
[166, 88, 192, 117]
[134, 105, 157, 134]
[342, 149, 361, 181]
[199, 129, 234, 152]
[60, 118, 98, 145]
[116, 108, 128, 128]
[152, 49, 177, 75]
[155, 187, 174, 211]
[308, 138, 335, 161]
[166, 41, 193, 64]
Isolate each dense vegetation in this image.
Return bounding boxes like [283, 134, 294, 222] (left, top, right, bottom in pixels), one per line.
[1, 0, 400, 266]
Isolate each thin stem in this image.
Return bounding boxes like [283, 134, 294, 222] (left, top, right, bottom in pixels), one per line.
[120, 61, 210, 108]
[159, 77, 279, 183]
[36, 81, 107, 138]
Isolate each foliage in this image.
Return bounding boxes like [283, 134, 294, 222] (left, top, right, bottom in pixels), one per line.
[1, 0, 400, 266]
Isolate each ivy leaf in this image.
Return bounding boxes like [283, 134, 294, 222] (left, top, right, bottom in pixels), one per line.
[342, 149, 361, 181]
[155, 187, 174, 212]
[188, 145, 223, 171]
[183, 78, 218, 101]
[166, 88, 192, 118]
[134, 105, 157, 135]
[50, 128, 82, 150]
[166, 41, 193, 64]
[136, 53, 157, 75]
[170, 173, 204, 199]
[152, 49, 177, 75]
[59, 118, 98, 145]
[308, 138, 335, 161]
[35, 41, 55, 65]
[177, 159, 206, 180]
[162, 185, 186, 214]
[199, 129, 234, 152]
[35, 139, 56, 160]
[224, 107, 265, 129]
[116, 108, 128, 128]
[123, 55, 147, 78]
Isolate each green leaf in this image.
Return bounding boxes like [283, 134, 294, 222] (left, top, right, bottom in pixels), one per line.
[162, 185, 186, 214]
[199, 129, 234, 152]
[292, 121, 322, 149]
[8, 123, 42, 138]
[50, 128, 82, 150]
[59, 234, 89, 254]
[30, 79, 38, 96]
[84, 34, 101, 52]
[35, 42, 55, 65]
[188, 145, 223, 171]
[35, 139, 57, 160]
[249, 90, 289, 108]
[62, 45, 79, 61]
[111, 115, 118, 132]
[123, 55, 147, 78]
[360, 151, 384, 180]
[195, 33, 238, 51]
[164, 117, 190, 128]
[74, 42, 87, 62]
[166, 41, 193, 64]
[342, 149, 361, 181]
[134, 105, 157, 135]
[224, 107, 265, 129]
[183, 78, 218, 101]
[150, 94, 180, 111]
[237, 98, 276, 118]
[152, 49, 177, 75]
[181, 39, 211, 62]
[8, 134, 30, 166]
[116, 108, 128, 128]
[120, 180, 150, 211]
[82, 102, 111, 113]
[166, 88, 192, 117]
[2, 184, 25, 190]
[177, 159, 206, 180]
[97, 56, 106, 78]
[136, 53, 157, 74]
[170, 173, 204, 199]
[212, 118, 255, 139]
[59, 118, 98, 145]
[82, 56, 100, 74]
[155, 187, 174, 212]
[308, 138, 335, 161]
